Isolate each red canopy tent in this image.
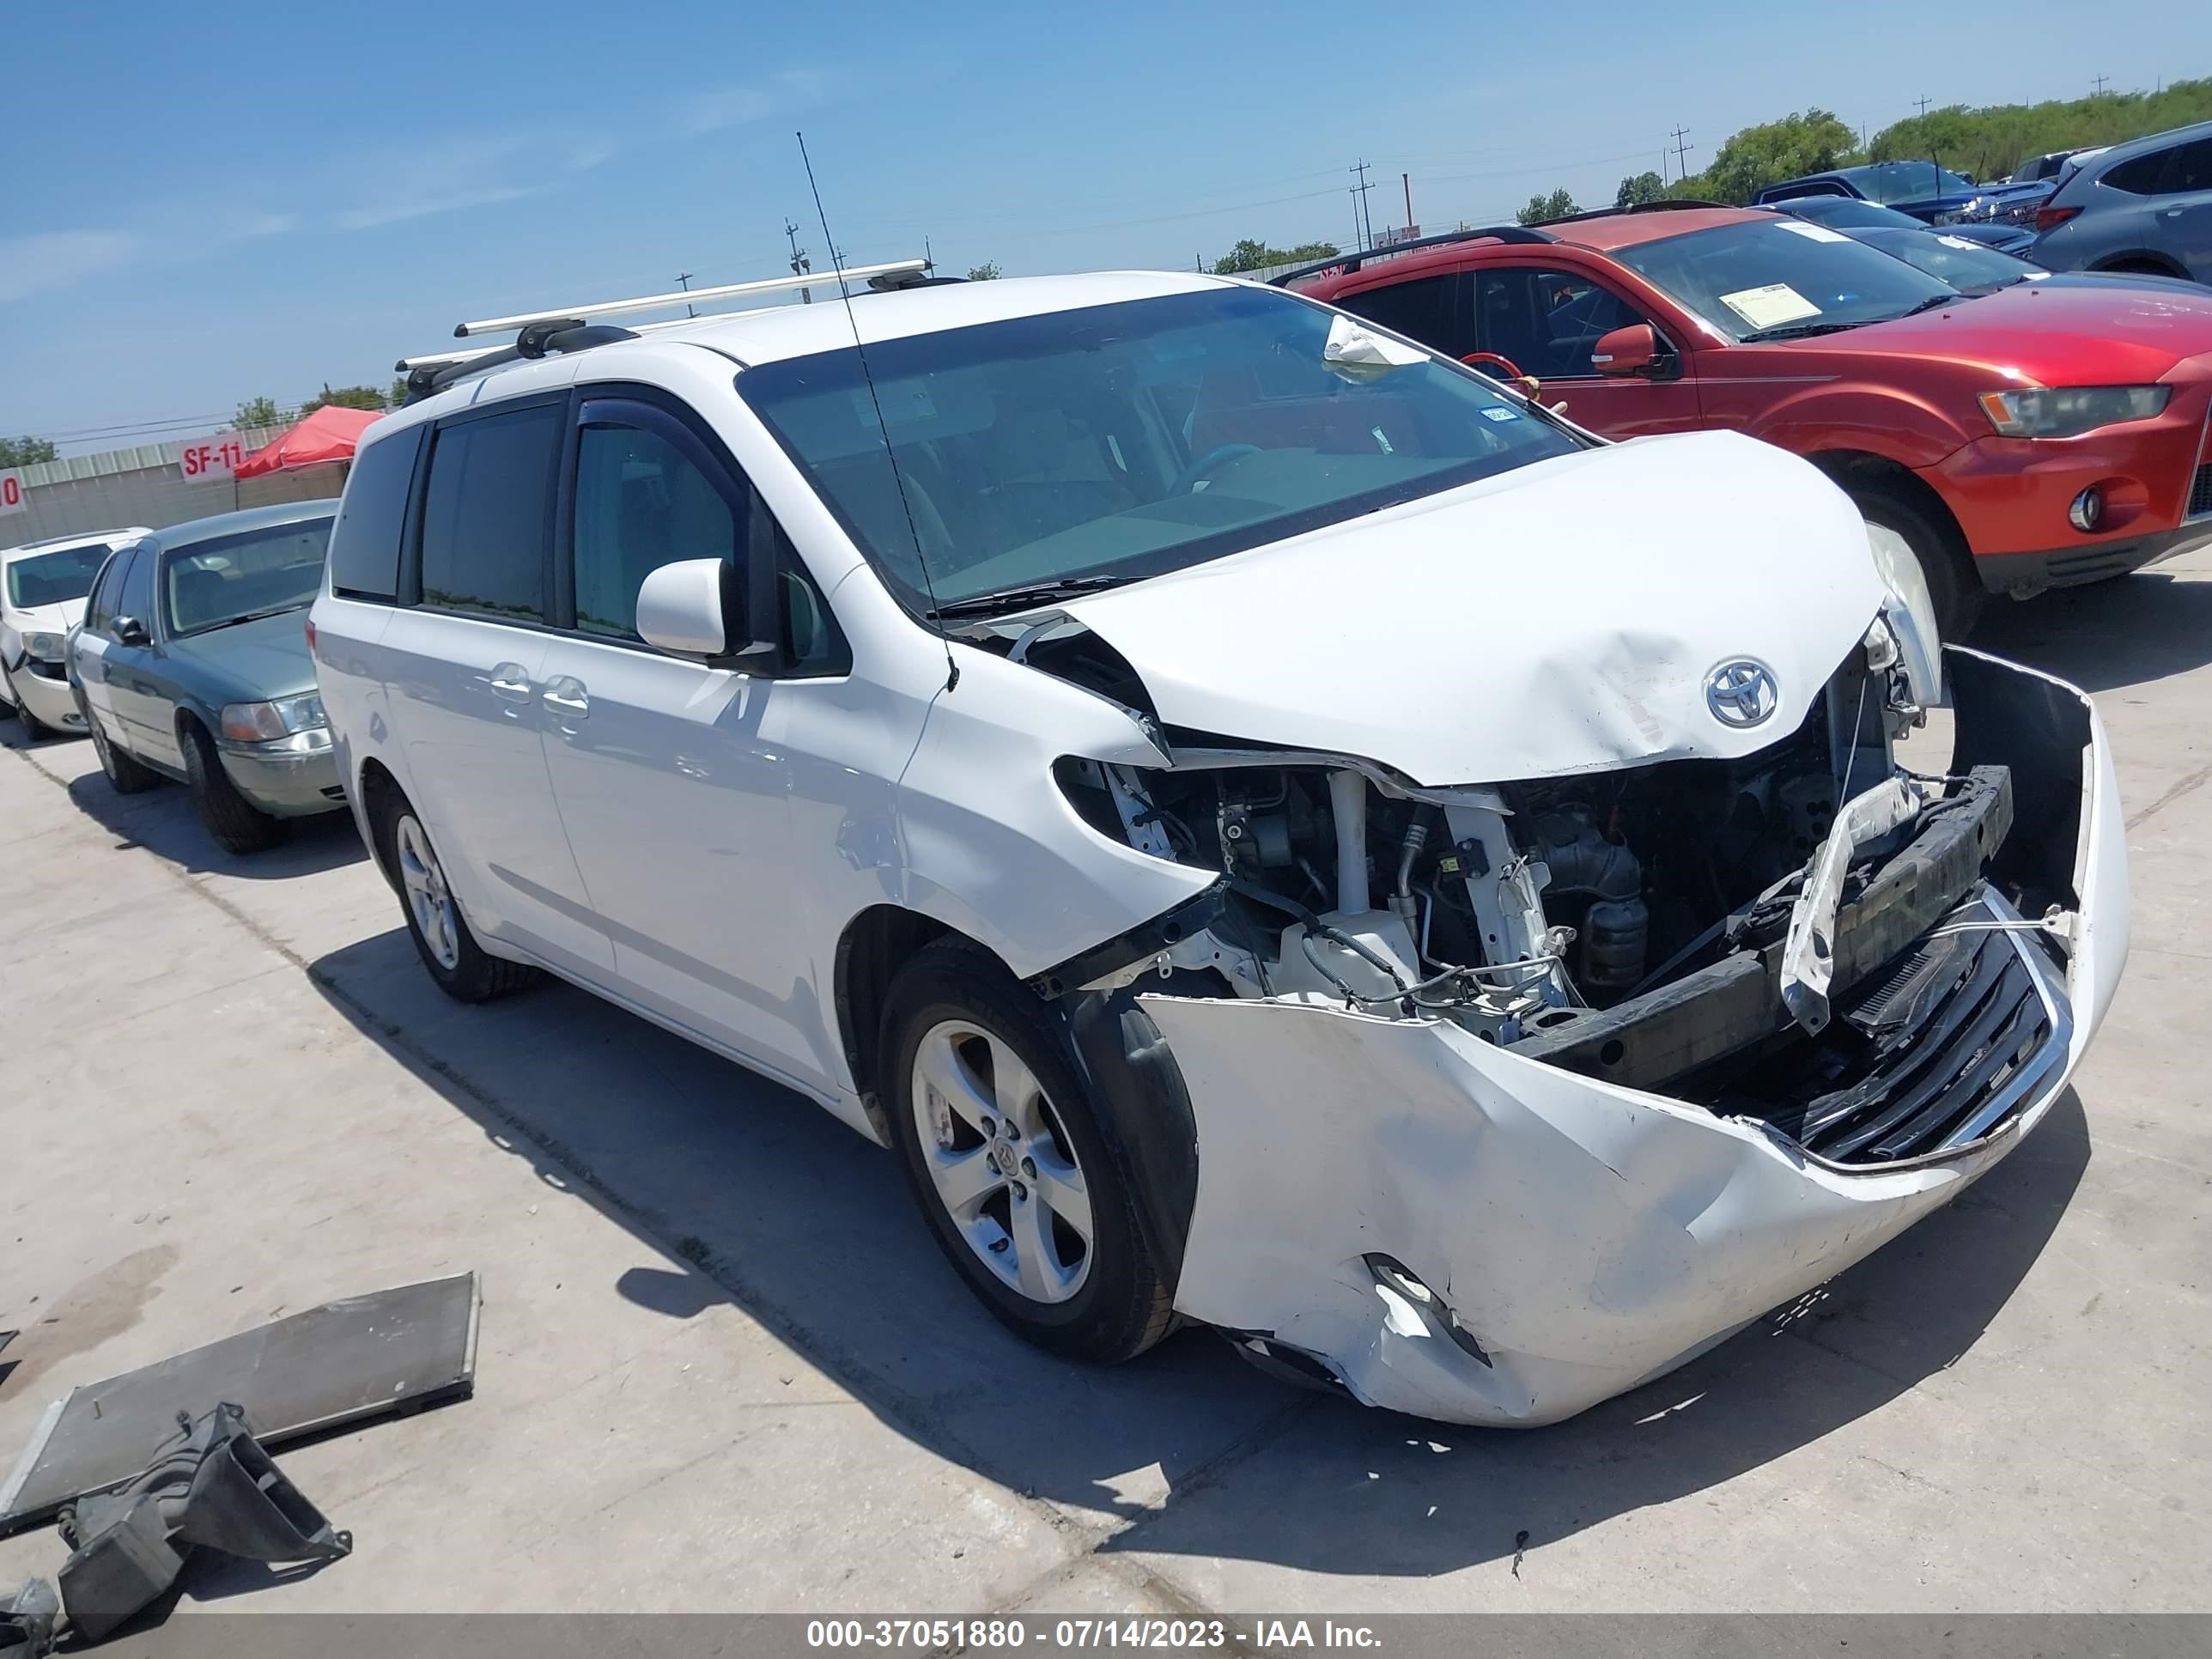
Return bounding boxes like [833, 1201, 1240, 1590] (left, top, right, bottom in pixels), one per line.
[233, 405, 381, 477]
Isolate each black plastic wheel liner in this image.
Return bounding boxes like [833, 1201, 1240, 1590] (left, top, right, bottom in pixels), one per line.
[1065, 981, 1205, 1291]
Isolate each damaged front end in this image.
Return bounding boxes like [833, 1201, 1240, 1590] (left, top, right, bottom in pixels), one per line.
[1020, 625, 2124, 1426]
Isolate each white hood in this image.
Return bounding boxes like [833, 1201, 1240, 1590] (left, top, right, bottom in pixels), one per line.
[1058, 430, 1887, 785]
[11, 598, 88, 635]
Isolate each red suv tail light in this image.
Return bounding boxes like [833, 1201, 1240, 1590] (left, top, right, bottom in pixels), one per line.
[2036, 204, 2081, 234]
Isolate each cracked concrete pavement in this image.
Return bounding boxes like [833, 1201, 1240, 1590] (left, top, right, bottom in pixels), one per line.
[3, 555, 2210, 1620]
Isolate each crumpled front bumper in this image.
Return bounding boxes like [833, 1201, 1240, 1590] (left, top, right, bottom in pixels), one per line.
[1145, 647, 2125, 1427]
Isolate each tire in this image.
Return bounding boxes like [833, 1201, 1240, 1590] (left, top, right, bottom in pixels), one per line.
[376, 792, 538, 1002]
[1851, 483, 1984, 641]
[180, 718, 288, 854]
[881, 937, 1174, 1364]
[89, 714, 161, 794]
[16, 701, 59, 741]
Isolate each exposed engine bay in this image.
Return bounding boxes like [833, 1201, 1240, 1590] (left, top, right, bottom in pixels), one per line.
[1030, 619, 2069, 1170]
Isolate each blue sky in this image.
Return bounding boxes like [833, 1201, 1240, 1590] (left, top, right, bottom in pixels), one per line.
[5, 0, 2205, 451]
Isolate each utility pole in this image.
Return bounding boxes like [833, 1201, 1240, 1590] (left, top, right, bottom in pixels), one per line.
[1402, 172, 1414, 234]
[1669, 125, 1693, 180]
[1914, 94, 1931, 117]
[2092, 73, 2109, 95]
[783, 219, 812, 306]
[675, 271, 695, 319]
[1349, 160, 1376, 252]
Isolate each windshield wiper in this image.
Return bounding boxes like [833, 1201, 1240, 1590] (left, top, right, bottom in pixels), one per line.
[1892, 293, 1966, 319]
[929, 576, 1134, 620]
[192, 604, 307, 634]
[1738, 319, 1868, 343]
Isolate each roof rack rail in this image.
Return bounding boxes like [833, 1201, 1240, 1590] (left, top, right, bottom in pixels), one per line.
[1268, 224, 1553, 287]
[1539, 198, 1736, 224]
[394, 255, 938, 404]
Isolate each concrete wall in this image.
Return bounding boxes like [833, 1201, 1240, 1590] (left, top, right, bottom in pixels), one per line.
[1, 425, 347, 544]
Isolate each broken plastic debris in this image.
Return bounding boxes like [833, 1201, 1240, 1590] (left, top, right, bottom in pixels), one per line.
[1321, 313, 1427, 380]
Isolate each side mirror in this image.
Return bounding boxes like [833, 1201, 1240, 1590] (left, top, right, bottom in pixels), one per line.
[635, 559, 781, 673]
[1590, 324, 1662, 378]
[113, 616, 150, 647]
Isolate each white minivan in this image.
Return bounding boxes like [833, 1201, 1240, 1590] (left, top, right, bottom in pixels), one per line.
[312, 266, 2125, 1426]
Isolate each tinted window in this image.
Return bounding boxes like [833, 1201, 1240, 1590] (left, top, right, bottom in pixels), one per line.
[573, 422, 738, 638]
[739, 286, 1582, 612]
[1476, 270, 1646, 378]
[5, 542, 114, 608]
[2103, 149, 2171, 195]
[163, 520, 334, 635]
[330, 427, 422, 601]
[2171, 138, 2212, 193]
[1846, 162, 1974, 204]
[1784, 196, 1922, 231]
[419, 403, 561, 621]
[86, 547, 134, 632]
[116, 541, 157, 629]
[1335, 273, 1474, 360]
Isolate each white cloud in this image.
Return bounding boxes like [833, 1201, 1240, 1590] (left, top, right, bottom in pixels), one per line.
[678, 67, 825, 135]
[334, 183, 548, 231]
[0, 229, 140, 301]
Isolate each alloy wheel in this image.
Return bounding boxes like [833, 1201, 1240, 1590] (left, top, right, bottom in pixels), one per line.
[395, 813, 462, 971]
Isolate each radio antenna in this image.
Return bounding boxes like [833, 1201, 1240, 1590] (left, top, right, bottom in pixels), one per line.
[797, 131, 957, 693]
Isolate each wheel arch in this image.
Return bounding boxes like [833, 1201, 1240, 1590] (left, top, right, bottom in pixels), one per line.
[2092, 250, 2188, 278]
[1806, 449, 1972, 549]
[834, 904, 961, 1131]
[355, 756, 404, 894]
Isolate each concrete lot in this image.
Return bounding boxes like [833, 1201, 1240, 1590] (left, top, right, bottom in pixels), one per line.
[3, 556, 2210, 1621]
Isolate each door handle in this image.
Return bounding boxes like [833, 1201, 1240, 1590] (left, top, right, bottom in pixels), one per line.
[489, 663, 534, 702]
[541, 676, 589, 719]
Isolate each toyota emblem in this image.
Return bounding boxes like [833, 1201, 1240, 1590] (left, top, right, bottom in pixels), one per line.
[1705, 659, 1778, 728]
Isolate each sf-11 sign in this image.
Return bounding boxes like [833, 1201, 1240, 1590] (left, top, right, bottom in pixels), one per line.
[179, 437, 247, 482]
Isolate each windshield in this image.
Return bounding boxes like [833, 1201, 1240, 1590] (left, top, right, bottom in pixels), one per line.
[738, 285, 1583, 612]
[161, 519, 333, 635]
[1783, 196, 1923, 232]
[1844, 162, 1976, 204]
[1614, 217, 1958, 342]
[5, 543, 115, 609]
[1857, 228, 2039, 293]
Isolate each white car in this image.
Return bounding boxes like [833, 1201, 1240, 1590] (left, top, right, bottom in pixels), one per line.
[1, 526, 150, 738]
[312, 266, 2125, 1426]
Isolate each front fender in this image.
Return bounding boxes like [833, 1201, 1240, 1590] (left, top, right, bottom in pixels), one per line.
[1753, 386, 1973, 471]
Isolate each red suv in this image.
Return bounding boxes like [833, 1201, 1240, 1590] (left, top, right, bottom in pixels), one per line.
[1289, 204, 2212, 631]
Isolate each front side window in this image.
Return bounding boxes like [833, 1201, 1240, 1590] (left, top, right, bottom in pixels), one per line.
[419, 402, 562, 621]
[85, 547, 135, 632]
[5, 542, 116, 609]
[738, 284, 1583, 613]
[1476, 269, 1647, 378]
[2168, 138, 2212, 194]
[1614, 217, 1956, 343]
[573, 422, 738, 639]
[162, 519, 334, 635]
[116, 541, 157, 629]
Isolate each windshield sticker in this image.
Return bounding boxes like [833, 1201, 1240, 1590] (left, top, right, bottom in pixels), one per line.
[1719, 283, 1822, 331]
[1480, 405, 1520, 422]
[1776, 221, 1851, 243]
[1936, 234, 1980, 250]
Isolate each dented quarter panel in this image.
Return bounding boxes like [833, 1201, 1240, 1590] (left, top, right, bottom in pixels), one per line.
[1148, 650, 2123, 1426]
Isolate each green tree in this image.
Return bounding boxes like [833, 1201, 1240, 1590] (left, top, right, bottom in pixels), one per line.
[0, 434, 58, 467]
[234, 397, 286, 430]
[391, 376, 413, 408]
[1701, 108, 1862, 203]
[1212, 237, 1340, 275]
[1614, 172, 1668, 209]
[1516, 189, 1580, 225]
[1870, 78, 2212, 181]
[965, 261, 1002, 281]
[299, 384, 391, 416]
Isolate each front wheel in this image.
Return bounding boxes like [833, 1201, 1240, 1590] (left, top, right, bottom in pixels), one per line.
[882, 938, 1174, 1364]
[1852, 485, 1984, 641]
[181, 719, 287, 854]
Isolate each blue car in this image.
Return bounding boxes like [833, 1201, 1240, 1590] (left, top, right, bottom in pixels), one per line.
[1771, 191, 2039, 255]
[1755, 161, 2047, 228]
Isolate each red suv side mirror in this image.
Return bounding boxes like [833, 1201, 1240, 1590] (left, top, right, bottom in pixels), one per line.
[1590, 324, 1661, 377]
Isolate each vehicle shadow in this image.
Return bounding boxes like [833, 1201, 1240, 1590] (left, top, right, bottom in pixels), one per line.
[1974, 568, 2212, 694]
[15, 738, 368, 883]
[304, 924, 2087, 1577]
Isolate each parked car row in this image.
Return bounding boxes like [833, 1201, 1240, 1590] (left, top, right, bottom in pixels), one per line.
[1290, 201, 2212, 634]
[4, 233, 2136, 1429]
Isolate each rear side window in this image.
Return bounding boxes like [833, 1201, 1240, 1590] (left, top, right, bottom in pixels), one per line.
[330, 428, 422, 601]
[1335, 273, 1473, 361]
[419, 403, 562, 622]
[2102, 149, 2172, 195]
